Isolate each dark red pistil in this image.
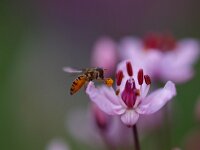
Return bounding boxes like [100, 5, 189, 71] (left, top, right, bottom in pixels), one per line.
[121, 79, 137, 108]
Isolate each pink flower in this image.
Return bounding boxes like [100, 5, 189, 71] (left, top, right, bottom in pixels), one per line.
[91, 37, 118, 76]
[195, 97, 200, 122]
[91, 103, 111, 131]
[119, 33, 199, 83]
[66, 104, 132, 148]
[184, 130, 200, 150]
[86, 61, 176, 126]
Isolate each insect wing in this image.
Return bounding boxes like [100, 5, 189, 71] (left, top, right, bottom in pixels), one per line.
[70, 75, 87, 95]
[63, 67, 83, 74]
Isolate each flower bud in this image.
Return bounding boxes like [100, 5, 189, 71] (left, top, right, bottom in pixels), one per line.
[91, 37, 117, 76]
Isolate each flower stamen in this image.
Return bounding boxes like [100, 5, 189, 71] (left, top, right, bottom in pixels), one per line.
[116, 89, 120, 95]
[137, 69, 144, 85]
[116, 70, 124, 86]
[126, 61, 133, 76]
[144, 75, 151, 85]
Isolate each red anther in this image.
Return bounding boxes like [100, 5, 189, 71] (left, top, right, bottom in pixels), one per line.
[144, 75, 151, 85]
[137, 69, 144, 85]
[126, 61, 133, 76]
[116, 70, 124, 86]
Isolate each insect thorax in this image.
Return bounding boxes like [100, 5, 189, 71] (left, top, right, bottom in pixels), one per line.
[84, 68, 104, 81]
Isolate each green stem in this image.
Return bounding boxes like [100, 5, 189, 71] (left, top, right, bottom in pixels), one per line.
[132, 124, 141, 150]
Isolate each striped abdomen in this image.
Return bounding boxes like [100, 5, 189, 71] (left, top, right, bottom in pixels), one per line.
[70, 75, 87, 95]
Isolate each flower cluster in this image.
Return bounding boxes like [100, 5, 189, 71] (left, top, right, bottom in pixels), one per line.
[86, 61, 176, 126]
[64, 33, 199, 149]
[67, 104, 132, 148]
[118, 33, 199, 83]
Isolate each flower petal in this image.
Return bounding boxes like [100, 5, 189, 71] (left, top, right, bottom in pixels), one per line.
[136, 81, 176, 114]
[159, 65, 194, 83]
[177, 39, 200, 65]
[118, 37, 143, 60]
[120, 110, 139, 126]
[159, 39, 199, 83]
[67, 107, 106, 147]
[86, 82, 126, 115]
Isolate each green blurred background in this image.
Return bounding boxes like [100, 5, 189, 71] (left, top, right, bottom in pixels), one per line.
[0, 0, 200, 149]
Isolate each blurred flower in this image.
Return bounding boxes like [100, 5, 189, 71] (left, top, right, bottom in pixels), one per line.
[172, 148, 181, 150]
[92, 103, 111, 131]
[91, 37, 118, 76]
[119, 33, 200, 83]
[195, 97, 200, 122]
[66, 104, 132, 149]
[146, 96, 200, 150]
[86, 60, 176, 126]
[137, 108, 164, 133]
[46, 138, 70, 150]
[183, 97, 200, 150]
[184, 130, 200, 150]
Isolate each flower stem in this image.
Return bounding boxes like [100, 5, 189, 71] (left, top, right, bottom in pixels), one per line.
[132, 124, 140, 150]
[163, 104, 172, 150]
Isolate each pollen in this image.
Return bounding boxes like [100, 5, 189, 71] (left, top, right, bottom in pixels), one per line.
[126, 61, 133, 76]
[104, 78, 114, 87]
[137, 69, 144, 85]
[136, 89, 140, 96]
[144, 75, 151, 85]
[116, 70, 124, 86]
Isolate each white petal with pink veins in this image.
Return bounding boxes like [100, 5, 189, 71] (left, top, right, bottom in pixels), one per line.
[99, 85, 126, 107]
[136, 81, 176, 114]
[121, 110, 139, 126]
[86, 82, 126, 115]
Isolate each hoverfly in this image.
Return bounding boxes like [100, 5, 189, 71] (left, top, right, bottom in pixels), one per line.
[63, 67, 113, 95]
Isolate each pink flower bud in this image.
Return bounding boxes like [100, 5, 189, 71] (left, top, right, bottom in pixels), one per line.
[92, 103, 110, 130]
[91, 37, 118, 76]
